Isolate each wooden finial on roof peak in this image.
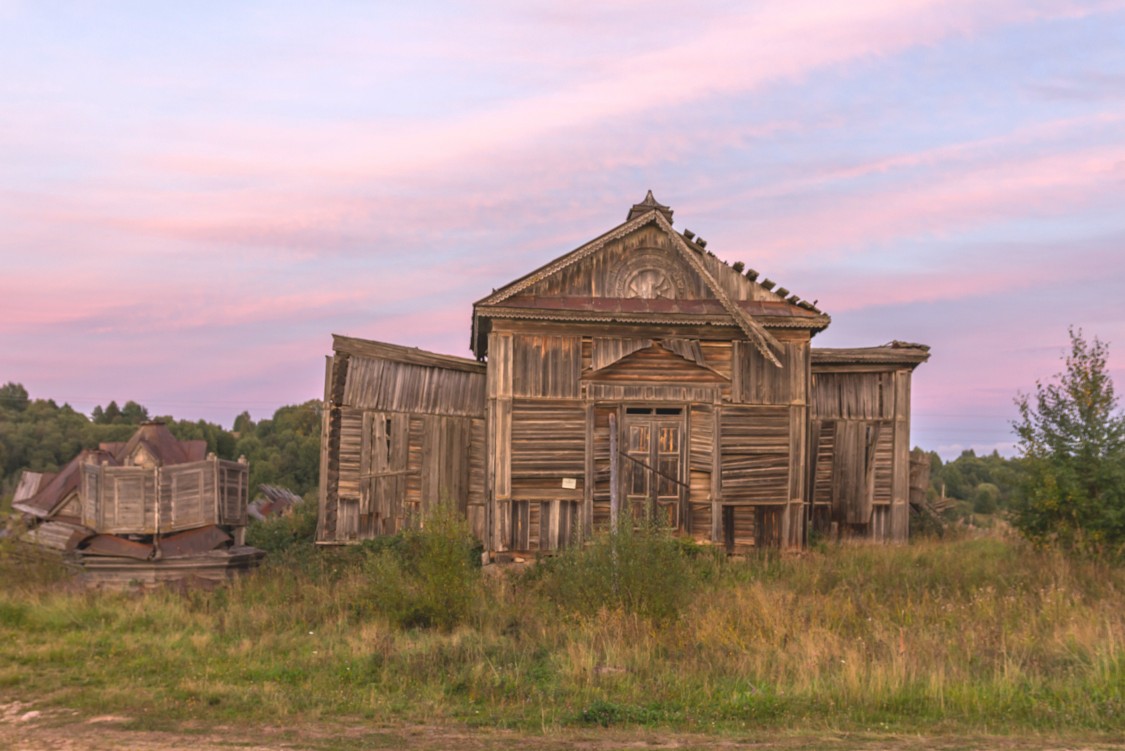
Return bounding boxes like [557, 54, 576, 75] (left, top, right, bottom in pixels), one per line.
[627, 190, 673, 223]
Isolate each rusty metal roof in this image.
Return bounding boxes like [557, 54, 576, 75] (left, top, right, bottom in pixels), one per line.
[11, 449, 114, 519]
[115, 422, 207, 465]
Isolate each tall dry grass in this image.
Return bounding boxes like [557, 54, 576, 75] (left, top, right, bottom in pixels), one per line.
[0, 525, 1121, 733]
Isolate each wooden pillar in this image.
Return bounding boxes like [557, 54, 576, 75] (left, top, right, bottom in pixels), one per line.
[890, 368, 912, 542]
[487, 332, 513, 553]
[711, 405, 722, 543]
[584, 402, 594, 538]
[609, 411, 619, 534]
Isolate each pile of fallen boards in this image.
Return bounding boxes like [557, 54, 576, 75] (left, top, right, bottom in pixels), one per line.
[17, 518, 265, 589]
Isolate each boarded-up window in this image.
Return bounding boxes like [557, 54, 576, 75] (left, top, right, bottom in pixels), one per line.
[720, 406, 790, 503]
[360, 411, 409, 536]
[510, 400, 585, 500]
[831, 421, 883, 525]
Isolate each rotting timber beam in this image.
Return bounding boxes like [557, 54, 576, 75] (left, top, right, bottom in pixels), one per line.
[319, 351, 350, 542]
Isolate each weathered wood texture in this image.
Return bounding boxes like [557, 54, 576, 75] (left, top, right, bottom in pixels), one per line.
[331, 410, 486, 541]
[809, 363, 919, 542]
[733, 341, 807, 405]
[343, 355, 485, 416]
[586, 343, 726, 384]
[320, 340, 487, 543]
[512, 335, 581, 398]
[79, 458, 247, 535]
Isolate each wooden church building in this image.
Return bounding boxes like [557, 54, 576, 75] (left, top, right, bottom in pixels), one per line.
[316, 193, 929, 553]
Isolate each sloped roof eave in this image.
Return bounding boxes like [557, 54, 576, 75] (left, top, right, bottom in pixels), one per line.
[475, 305, 829, 330]
[812, 343, 931, 368]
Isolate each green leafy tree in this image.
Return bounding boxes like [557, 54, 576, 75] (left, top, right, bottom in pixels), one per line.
[972, 482, 1000, 514]
[1011, 328, 1125, 557]
[1, 385, 322, 502]
[0, 382, 29, 412]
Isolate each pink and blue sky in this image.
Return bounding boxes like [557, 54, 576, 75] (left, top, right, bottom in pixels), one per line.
[2, 1, 1123, 458]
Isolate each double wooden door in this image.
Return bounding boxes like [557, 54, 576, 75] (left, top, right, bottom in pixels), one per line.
[622, 408, 685, 527]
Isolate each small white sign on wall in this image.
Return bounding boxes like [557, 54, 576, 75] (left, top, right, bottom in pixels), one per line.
[561, 477, 577, 490]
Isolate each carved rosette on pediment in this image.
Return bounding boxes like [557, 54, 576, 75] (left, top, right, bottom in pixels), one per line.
[608, 249, 690, 299]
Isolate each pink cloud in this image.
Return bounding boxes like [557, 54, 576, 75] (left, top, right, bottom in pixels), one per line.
[805, 238, 1122, 313]
[18, 0, 1099, 191]
[721, 140, 1125, 261]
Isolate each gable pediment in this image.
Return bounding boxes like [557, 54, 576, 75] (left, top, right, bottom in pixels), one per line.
[583, 341, 728, 384]
[503, 220, 715, 302]
[472, 194, 829, 364]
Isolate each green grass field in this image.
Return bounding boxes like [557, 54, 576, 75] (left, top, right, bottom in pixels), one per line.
[0, 518, 1122, 738]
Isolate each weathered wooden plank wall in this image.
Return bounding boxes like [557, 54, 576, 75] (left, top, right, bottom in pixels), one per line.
[319, 339, 487, 544]
[75, 457, 246, 536]
[733, 341, 806, 405]
[809, 364, 915, 542]
[344, 355, 485, 416]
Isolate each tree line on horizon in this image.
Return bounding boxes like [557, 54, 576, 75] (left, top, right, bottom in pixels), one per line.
[0, 382, 320, 504]
[0, 381, 1028, 521]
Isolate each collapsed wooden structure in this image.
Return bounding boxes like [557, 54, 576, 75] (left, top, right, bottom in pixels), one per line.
[12, 421, 262, 586]
[318, 193, 929, 553]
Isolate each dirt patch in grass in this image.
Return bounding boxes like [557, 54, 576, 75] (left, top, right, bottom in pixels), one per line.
[1, 704, 1121, 751]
